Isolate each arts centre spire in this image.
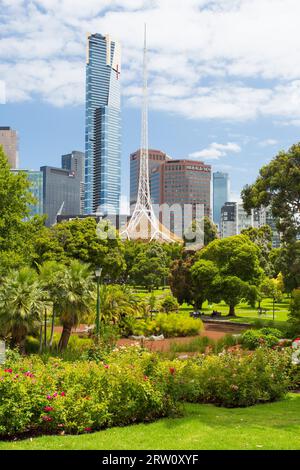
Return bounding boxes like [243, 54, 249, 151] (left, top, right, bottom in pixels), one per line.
[122, 25, 180, 243]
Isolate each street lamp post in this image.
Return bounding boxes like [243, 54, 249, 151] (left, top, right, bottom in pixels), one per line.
[95, 267, 102, 343]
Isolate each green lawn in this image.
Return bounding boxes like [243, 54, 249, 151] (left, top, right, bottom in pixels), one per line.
[1, 394, 300, 450]
[133, 287, 290, 324]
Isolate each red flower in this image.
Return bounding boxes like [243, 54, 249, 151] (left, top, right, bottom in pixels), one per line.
[53, 392, 58, 398]
[144, 375, 148, 381]
[84, 427, 92, 432]
[42, 415, 53, 422]
[169, 367, 176, 375]
[4, 368, 12, 373]
[44, 406, 54, 412]
[104, 364, 109, 369]
[61, 392, 66, 397]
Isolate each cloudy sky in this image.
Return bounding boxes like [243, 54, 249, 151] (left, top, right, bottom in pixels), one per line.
[1, 0, 300, 206]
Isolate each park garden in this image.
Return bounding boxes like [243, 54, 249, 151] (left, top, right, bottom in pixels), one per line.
[0, 144, 300, 449]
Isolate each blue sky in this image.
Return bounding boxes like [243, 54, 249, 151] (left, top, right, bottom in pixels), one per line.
[1, 0, 300, 208]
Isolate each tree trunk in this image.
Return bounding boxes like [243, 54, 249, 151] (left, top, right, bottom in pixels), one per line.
[58, 323, 72, 351]
[49, 310, 55, 349]
[44, 308, 47, 350]
[39, 324, 43, 354]
[228, 305, 236, 316]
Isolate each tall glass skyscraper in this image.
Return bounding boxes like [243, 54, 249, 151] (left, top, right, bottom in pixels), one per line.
[213, 172, 230, 229]
[85, 33, 121, 215]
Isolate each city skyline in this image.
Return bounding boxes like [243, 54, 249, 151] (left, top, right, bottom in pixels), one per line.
[2, 1, 300, 211]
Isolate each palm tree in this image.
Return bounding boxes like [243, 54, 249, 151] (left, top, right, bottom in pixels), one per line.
[100, 284, 139, 325]
[57, 261, 95, 351]
[0, 267, 45, 352]
[39, 261, 67, 349]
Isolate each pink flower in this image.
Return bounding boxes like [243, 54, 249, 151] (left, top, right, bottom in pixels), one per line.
[53, 392, 58, 398]
[46, 395, 53, 400]
[4, 368, 12, 373]
[104, 364, 109, 369]
[84, 427, 92, 432]
[144, 375, 148, 381]
[60, 392, 66, 397]
[44, 406, 54, 412]
[42, 415, 53, 422]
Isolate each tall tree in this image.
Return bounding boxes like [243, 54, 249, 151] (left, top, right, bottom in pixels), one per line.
[57, 261, 95, 351]
[241, 143, 300, 242]
[241, 226, 273, 276]
[0, 147, 34, 272]
[39, 261, 67, 348]
[33, 218, 126, 281]
[196, 235, 263, 315]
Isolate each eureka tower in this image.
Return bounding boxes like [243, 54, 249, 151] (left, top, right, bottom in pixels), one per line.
[85, 33, 121, 215]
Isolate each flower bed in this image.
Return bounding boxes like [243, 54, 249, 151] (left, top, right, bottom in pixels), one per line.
[0, 346, 296, 438]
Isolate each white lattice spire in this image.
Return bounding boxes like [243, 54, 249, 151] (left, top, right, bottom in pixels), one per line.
[122, 25, 177, 242]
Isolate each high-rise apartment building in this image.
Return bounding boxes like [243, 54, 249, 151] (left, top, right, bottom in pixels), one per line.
[221, 201, 281, 247]
[0, 127, 19, 168]
[62, 151, 85, 214]
[11, 170, 43, 218]
[40, 166, 81, 226]
[85, 33, 121, 215]
[130, 149, 171, 210]
[213, 172, 230, 229]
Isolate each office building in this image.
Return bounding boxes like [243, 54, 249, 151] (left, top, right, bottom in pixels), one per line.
[40, 166, 81, 226]
[213, 172, 230, 229]
[130, 149, 171, 209]
[221, 202, 237, 238]
[85, 33, 121, 215]
[11, 170, 43, 218]
[62, 151, 85, 214]
[0, 127, 19, 168]
[151, 159, 211, 214]
[150, 159, 211, 235]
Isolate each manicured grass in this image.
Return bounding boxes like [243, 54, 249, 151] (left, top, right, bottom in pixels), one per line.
[133, 287, 289, 324]
[1, 394, 300, 450]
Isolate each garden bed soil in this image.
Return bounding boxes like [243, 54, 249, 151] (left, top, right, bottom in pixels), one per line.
[117, 322, 246, 352]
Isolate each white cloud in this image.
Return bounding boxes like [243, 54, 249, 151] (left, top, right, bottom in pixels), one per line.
[189, 142, 241, 160]
[0, 81, 5, 104]
[1, 0, 300, 123]
[259, 139, 278, 147]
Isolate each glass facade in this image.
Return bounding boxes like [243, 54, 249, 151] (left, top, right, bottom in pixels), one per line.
[62, 151, 85, 214]
[40, 166, 81, 227]
[11, 170, 43, 218]
[85, 34, 121, 215]
[213, 172, 230, 229]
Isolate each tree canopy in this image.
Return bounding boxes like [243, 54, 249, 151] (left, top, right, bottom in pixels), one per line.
[241, 143, 300, 242]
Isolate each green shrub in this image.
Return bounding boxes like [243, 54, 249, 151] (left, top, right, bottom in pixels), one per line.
[0, 348, 178, 437]
[173, 348, 292, 407]
[160, 295, 179, 313]
[25, 336, 40, 354]
[0, 345, 295, 437]
[133, 313, 203, 338]
[241, 328, 282, 350]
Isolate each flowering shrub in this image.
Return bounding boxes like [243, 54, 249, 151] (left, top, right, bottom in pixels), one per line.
[241, 328, 283, 350]
[0, 348, 178, 437]
[0, 345, 295, 437]
[172, 347, 293, 407]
